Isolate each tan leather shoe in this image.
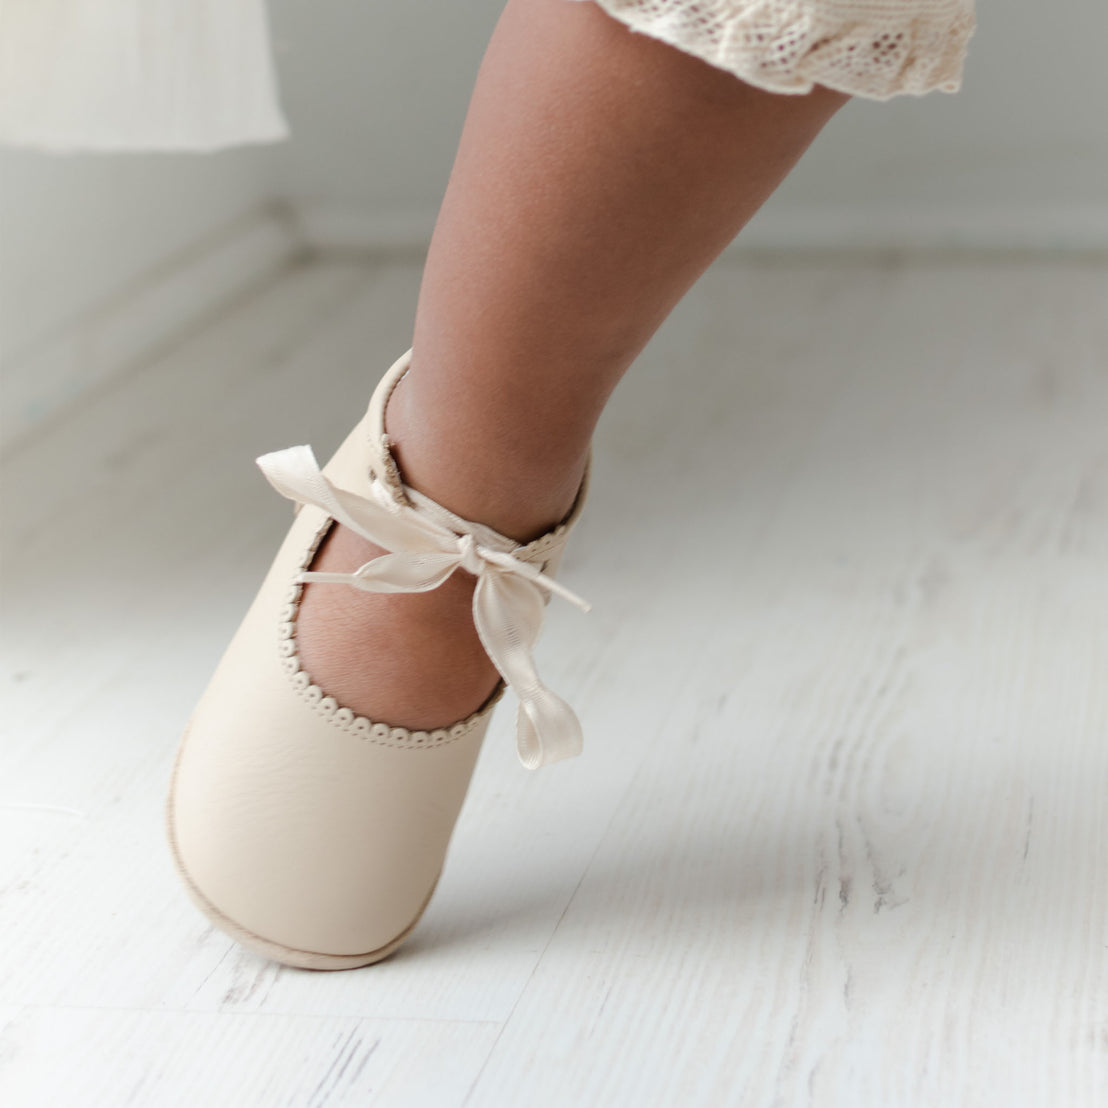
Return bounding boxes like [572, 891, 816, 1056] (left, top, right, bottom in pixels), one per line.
[166, 347, 590, 969]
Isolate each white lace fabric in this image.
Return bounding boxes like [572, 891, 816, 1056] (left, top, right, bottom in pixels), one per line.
[0, 0, 287, 151]
[570, 0, 977, 99]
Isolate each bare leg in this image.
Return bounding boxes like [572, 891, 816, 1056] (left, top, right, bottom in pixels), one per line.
[297, 0, 850, 728]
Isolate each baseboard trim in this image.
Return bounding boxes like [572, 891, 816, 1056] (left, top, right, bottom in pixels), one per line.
[6, 196, 1102, 457]
[737, 203, 1108, 254]
[292, 199, 1108, 257]
[1, 202, 304, 456]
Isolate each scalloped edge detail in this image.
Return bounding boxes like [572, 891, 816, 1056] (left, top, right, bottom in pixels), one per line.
[276, 516, 504, 751]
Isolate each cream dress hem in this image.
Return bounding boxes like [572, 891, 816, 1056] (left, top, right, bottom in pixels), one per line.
[574, 0, 977, 101]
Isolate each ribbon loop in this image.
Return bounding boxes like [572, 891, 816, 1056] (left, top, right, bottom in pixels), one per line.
[256, 445, 589, 768]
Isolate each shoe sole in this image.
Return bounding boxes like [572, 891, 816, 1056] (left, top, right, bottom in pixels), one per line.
[165, 717, 439, 971]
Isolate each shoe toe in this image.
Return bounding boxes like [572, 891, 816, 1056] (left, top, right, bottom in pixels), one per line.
[166, 491, 491, 968]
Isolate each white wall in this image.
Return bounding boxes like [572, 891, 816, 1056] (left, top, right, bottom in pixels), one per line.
[0, 146, 291, 448]
[265, 0, 1108, 249]
[1, 148, 277, 363]
[265, 0, 494, 221]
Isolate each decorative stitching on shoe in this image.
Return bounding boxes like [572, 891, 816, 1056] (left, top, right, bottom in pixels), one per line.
[375, 432, 411, 508]
[276, 517, 502, 750]
[514, 522, 571, 564]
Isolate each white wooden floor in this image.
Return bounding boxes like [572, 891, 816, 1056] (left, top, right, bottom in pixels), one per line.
[2, 253, 1106, 1107]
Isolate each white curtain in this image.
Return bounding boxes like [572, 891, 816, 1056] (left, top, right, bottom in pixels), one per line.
[0, 0, 288, 151]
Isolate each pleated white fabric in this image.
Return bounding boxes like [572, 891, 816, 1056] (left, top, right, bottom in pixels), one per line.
[0, 0, 288, 151]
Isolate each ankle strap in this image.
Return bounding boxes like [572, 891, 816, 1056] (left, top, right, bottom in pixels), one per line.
[365, 347, 416, 509]
[364, 347, 591, 568]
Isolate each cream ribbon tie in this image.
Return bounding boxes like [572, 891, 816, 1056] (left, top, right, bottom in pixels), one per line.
[256, 444, 589, 769]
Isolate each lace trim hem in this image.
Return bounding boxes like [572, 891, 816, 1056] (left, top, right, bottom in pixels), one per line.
[574, 0, 977, 101]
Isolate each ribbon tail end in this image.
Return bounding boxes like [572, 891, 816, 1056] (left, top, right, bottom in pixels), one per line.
[515, 701, 584, 770]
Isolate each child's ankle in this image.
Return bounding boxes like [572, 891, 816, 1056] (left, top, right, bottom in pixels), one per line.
[383, 370, 587, 544]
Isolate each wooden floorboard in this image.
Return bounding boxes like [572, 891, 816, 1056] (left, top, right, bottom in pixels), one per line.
[2, 255, 1104, 1107]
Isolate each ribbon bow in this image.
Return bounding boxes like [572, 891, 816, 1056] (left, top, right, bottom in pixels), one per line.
[256, 444, 590, 768]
